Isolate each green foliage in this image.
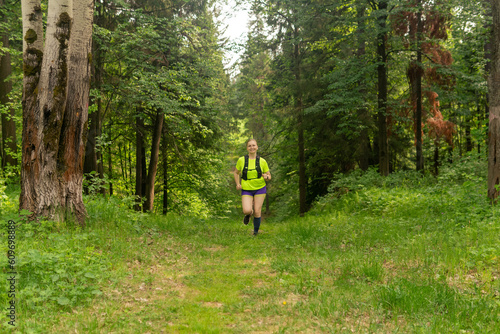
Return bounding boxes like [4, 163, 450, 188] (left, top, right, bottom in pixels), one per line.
[14, 225, 107, 309]
[82, 171, 109, 196]
[0, 221, 108, 319]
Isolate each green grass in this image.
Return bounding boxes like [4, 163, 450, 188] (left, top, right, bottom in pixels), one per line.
[1, 171, 499, 333]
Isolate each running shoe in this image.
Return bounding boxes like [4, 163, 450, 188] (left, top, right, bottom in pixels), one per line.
[243, 214, 250, 225]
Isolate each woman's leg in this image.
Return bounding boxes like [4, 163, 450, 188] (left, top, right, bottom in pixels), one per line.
[241, 195, 254, 216]
[252, 194, 266, 218]
[252, 194, 266, 234]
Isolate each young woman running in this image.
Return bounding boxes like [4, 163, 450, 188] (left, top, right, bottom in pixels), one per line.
[233, 139, 271, 235]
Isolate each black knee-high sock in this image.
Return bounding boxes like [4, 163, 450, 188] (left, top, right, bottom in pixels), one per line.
[253, 216, 261, 234]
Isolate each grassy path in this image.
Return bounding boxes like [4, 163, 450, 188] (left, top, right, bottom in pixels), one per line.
[44, 219, 334, 333]
[2, 182, 500, 333]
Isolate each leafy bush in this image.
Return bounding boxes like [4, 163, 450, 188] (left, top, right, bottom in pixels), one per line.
[438, 151, 487, 183]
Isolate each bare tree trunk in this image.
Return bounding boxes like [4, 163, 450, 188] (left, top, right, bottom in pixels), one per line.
[484, 0, 492, 156]
[118, 142, 124, 180]
[134, 111, 144, 211]
[58, 0, 93, 222]
[144, 110, 164, 212]
[83, 108, 98, 176]
[20, 0, 94, 224]
[128, 142, 133, 188]
[415, 0, 424, 172]
[84, 5, 105, 194]
[293, 26, 307, 217]
[108, 142, 113, 196]
[465, 123, 473, 152]
[488, 0, 500, 200]
[297, 103, 307, 216]
[377, 0, 389, 176]
[433, 140, 439, 176]
[0, 24, 17, 170]
[356, 2, 370, 171]
[162, 131, 167, 215]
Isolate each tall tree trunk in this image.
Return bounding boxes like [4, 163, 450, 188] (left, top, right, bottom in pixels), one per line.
[83, 107, 98, 177]
[84, 2, 104, 194]
[0, 19, 17, 170]
[377, 0, 389, 176]
[108, 142, 113, 196]
[465, 123, 473, 152]
[58, 0, 93, 222]
[20, 0, 43, 212]
[485, 0, 492, 156]
[294, 27, 307, 217]
[488, 0, 500, 200]
[141, 144, 147, 200]
[433, 140, 439, 176]
[356, 2, 370, 171]
[20, 0, 94, 224]
[134, 111, 144, 211]
[118, 142, 125, 180]
[162, 131, 167, 215]
[297, 102, 306, 216]
[128, 142, 133, 189]
[144, 110, 164, 212]
[415, 0, 424, 171]
[84, 32, 102, 192]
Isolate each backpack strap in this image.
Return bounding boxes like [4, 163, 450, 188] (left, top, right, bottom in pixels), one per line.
[255, 155, 262, 179]
[242, 155, 249, 180]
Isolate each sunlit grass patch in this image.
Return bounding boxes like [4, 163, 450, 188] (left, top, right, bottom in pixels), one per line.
[377, 278, 498, 332]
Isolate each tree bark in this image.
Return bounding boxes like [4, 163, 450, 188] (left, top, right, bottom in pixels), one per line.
[58, 0, 93, 222]
[465, 123, 473, 152]
[433, 140, 439, 176]
[144, 110, 164, 212]
[0, 19, 17, 170]
[162, 130, 167, 215]
[84, 2, 105, 194]
[415, 0, 424, 172]
[488, 0, 500, 200]
[108, 141, 113, 195]
[20, 0, 94, 224]
[356, 2, 370, 171]
[485, 0, 492, 133]
[294, 26, 307, 217]
[83, 108, 98, 177]
[377, 0, 389, 176]
[134, 111, 144, 211]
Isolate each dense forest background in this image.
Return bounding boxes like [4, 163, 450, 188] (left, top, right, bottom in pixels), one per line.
[0, 0, 492, 219]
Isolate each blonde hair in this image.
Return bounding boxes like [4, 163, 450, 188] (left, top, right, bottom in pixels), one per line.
[246, 138, 257, 146]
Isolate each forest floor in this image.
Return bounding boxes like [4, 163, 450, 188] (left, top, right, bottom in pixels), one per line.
[1, 175, 500, 333]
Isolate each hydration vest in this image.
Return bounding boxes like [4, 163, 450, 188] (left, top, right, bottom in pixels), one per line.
[242, 155, 262, 180]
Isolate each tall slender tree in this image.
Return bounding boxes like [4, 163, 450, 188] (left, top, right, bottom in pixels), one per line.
[1, 0, 18, 170]
[372, 0, 390, 176]
[488, 0, 500, 200]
